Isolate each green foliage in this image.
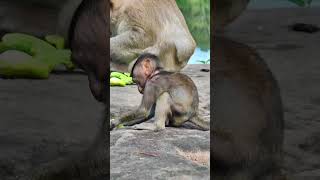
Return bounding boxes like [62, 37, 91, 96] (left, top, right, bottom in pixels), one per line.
[288, 0, 312, 7]
[176, 0, 210, 50]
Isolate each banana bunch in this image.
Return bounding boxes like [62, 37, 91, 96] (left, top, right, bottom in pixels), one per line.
[0, 33, 74, 79]
[110, 72, 133, 86]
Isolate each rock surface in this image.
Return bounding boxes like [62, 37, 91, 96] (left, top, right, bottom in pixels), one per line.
[110, 128, 210, 180]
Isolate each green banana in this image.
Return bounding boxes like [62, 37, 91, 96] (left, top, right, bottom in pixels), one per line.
[110, 77, 126, 86]
[45, 35, 65, 49]
[0, 59, 50, 79]
[0, 33, 75, 79]
[2, 33, 55, 54]
[110, 72, 133, 85]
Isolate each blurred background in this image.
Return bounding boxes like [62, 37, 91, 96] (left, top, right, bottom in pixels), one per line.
[176, 0, 210, 64]
[249, 0, 320, 9]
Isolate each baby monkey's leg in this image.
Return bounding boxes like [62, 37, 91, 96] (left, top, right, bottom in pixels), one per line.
[132, 92, 172, 131]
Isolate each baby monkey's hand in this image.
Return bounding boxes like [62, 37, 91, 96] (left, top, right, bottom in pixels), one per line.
[110, 119, 118, 130]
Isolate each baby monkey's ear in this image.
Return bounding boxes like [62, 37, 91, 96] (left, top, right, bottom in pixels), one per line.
[142, 58, 153, 76]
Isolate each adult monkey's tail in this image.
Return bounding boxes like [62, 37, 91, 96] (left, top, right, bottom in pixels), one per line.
[190, 115, 210, 131]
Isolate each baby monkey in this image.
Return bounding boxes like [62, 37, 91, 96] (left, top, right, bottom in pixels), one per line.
[110, 53, 210, 131]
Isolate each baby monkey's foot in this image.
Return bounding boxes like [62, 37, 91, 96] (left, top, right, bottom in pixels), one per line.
[131, 122, 165, 131]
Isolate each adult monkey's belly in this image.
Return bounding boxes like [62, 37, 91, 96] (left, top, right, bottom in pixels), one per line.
[110, 0, 196, 73]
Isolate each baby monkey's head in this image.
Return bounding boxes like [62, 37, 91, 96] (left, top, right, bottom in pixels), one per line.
[131, 53, 162, 94]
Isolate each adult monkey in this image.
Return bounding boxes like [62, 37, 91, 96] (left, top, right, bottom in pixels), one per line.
[110, 0, 196, 72]
[27, 0, 110, 179]
[212, 0, 285, 179]
[213, 37, 284, 180]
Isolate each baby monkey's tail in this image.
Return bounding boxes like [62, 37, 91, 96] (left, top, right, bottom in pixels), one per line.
[190, 115, 210, 131]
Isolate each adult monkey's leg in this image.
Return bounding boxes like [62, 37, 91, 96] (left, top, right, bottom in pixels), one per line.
[110, 31, 145, 67]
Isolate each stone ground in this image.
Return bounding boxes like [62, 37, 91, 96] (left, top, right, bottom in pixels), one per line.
[0, 70, 102, 180]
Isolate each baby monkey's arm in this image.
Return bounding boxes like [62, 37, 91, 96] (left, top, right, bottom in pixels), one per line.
[110, 85, 157, 130]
